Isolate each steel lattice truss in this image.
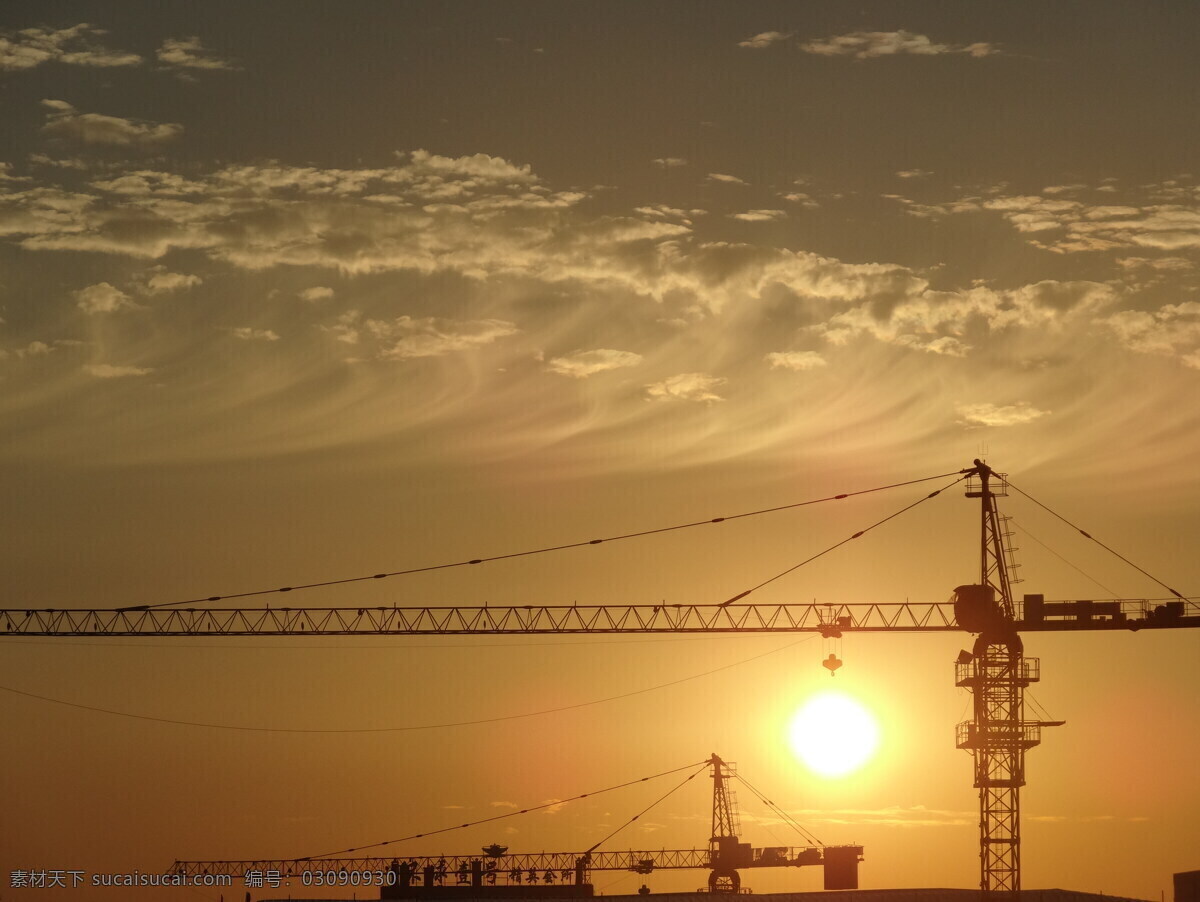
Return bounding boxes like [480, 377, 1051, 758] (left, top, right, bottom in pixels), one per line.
[3, 598, 1199, 636]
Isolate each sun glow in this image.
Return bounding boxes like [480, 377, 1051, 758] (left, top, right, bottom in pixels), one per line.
[787, 690, 881, 778]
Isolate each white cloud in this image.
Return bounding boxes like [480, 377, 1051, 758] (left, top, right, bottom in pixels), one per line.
[801, 31, 997, 59]
[27, 154, 92, 171]
[781, 192, 819, 209]
[646, 372, 725, 402]
[737, 31, 792, 49]
[91, 171, 209, 196]
[707, 173, 749, 186]
[889, 182, 1200, 253]
[156, 37, 238, 71]
[730, 209, 787, 222]
[1117, 256, 1194, 272]
[230, 327, 280, 342]
[300, 286, 335, 302]
[322, 311, 362, 344]
[1, 151, 587, 265]
[546, 349, 643, 378]
[812, 278, 1115, 356]
[11, 341, 54, 359]
[0, 24, 141, 71]
[1105, 302, 1200, 366]
[75, 282, 137, 314]
[351, 315, 518, 360]
[84, 363, 153, 378]
[0, 163, 28, 184]
[144, 270, 202, 294]
[41, 100, 183, 147]
[766, 351, 826, 371]
[652, 157, 688, 168]
[1042, 184, 1087, 196]
[635, 205, 692, 223]
[897, 169, 933, 179]
[956, 402, 1050, 427]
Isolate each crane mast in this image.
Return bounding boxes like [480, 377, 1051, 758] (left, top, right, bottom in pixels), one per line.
[707, 754, 743, 893]
[954, 461, 1058, 897]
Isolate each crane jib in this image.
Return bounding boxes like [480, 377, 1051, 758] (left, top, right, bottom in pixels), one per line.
[2, 598, 1197, 636]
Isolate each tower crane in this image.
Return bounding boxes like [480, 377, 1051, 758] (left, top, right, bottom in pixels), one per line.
[170, 753, 866, 895]
[4, 461, 1198, 896]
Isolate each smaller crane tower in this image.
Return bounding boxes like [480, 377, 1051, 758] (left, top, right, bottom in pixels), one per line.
[707, 754, 744, 892]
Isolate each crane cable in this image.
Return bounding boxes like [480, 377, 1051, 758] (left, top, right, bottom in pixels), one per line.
[0, 636, 812, 734]
[118, 471, 965, 612]
[1005, 480, 1185, 600]
[719, 474, 970, 605]
[732, 773, 823, 848]
[296, 759, 712, 860]
[582, 761, 711, 855]
[1007, 519, 1120, 598]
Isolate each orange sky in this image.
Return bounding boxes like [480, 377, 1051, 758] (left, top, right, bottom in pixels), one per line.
[1, 2, 1199, 901]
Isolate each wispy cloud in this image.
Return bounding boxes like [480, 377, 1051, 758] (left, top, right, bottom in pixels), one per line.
[41, 100, 183, 147]
[230, 327, 281, 342]
[887, 180, 1200, 254]
[546, 349, 643, 379]
[766, 351, 826, 371]
[737, 31, 792, 50]
[143, 270, 202, 294]
[84, 363, 153, 378]
[652, 157, 688, 168]
[75, 282, 139, 314]
[730, 209, 787, 222]
[706, 173, 749, 186]
[156, 36, 238, 72]
[957, 402, 1050, 427]
[0, 149, 1188, 469]
[1105, 302, 1200, 368]
[801, 31, 997, 59]
[646, 373, 725, 402]
[0, 24, 141, 71]
[781, 192, 819, 209]
[335, 314, 519, 360]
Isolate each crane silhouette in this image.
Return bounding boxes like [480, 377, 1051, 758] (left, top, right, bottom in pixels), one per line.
[4, 461, 1197, 896]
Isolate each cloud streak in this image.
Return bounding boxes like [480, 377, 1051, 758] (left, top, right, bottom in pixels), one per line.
[546, 349, 643, 379]
[801, 31, 997, 59]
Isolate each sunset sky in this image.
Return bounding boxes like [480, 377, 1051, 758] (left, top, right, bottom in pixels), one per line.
[2, 2, 1199, 900]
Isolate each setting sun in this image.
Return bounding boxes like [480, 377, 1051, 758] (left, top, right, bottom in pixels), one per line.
[787, 690, 881, 778]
